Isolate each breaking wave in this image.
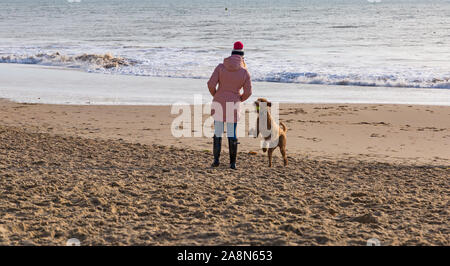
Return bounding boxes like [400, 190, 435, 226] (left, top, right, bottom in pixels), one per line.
[254, 71, 450, 89]
[0, 52, 137, 70]
[1, 52, 449, 89]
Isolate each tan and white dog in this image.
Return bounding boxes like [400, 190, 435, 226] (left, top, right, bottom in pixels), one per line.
[254, 98, 288, 167]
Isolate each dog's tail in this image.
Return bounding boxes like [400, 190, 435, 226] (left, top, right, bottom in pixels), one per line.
[280, 122, 288, 133]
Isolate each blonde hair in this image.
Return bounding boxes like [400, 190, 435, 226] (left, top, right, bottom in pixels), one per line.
[242, 58, 247, 69]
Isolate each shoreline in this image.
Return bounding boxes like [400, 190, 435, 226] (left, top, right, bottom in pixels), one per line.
[3, 97, 450, 108]
[1, 63, 450, 106]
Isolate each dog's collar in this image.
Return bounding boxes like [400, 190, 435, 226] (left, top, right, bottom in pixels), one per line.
[256, 106, 260, 111]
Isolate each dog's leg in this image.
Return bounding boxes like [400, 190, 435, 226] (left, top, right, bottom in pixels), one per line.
[279, 136, 288, 166]
[280, 146, 287, 166]
[268, 148, 274, 167]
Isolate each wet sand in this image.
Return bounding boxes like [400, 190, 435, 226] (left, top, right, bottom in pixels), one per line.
[0, 99, 449, 165]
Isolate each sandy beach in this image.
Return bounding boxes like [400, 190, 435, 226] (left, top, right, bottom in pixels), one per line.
[2, 0, 450, 249]
[0, 99, 448, 245]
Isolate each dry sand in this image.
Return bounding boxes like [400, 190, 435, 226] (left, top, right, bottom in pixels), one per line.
[0, 99, 449, 245]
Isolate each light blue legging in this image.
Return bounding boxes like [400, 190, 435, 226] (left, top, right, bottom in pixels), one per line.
[214, 121, 237, 140]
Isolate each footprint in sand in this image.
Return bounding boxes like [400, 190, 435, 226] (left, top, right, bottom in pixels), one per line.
[370, 133, 386, 138]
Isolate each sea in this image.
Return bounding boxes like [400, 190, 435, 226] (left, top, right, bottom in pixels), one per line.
[0, 0, 449, 105]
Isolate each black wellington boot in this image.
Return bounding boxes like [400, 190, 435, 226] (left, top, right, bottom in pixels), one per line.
[228, 138, 238, 169]
[211, 136, 222, 167]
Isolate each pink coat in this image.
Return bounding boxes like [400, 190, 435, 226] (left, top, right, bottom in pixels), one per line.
[207, 55, 252, 123]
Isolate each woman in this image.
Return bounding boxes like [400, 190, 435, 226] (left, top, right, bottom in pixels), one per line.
[207, 41, 252, 169]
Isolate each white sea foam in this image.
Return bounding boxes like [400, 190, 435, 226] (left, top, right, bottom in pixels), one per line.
[1, 51, 449, 89]
[0, 52, 136, 70]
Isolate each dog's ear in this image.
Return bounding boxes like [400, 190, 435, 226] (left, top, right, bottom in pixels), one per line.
[267, 101, 272, 107]
[254, 101, 259, 106]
